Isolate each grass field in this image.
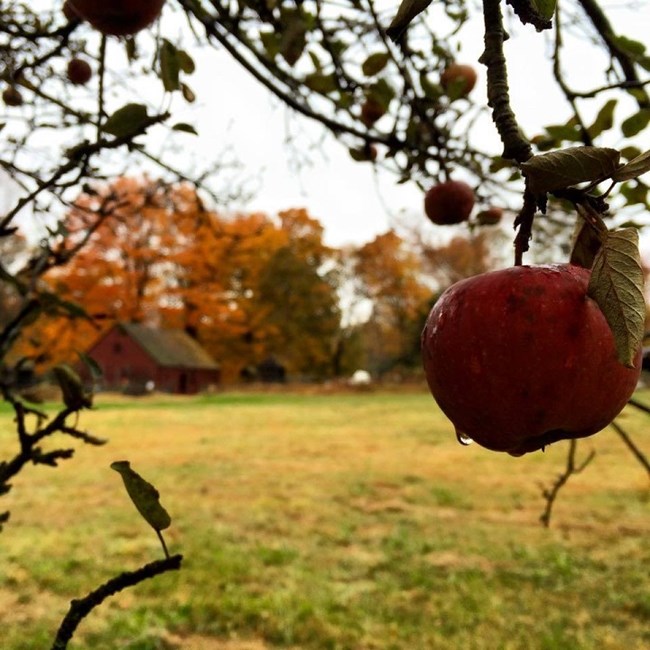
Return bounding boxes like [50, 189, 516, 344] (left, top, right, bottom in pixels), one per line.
[0, 388, 648, 649]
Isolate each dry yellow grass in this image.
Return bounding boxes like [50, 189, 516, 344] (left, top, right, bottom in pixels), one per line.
[0, 390, 648, 649]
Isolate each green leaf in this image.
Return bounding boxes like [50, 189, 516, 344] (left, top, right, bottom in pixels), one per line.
[521, 146, 621, 193]
[587, 99, 617, 138]
[621, 108, 650, 138]
[279, 9, 307, 66]
[260, 31, 281, 58]
[103, 103, 149, 138]
[613, 35, 646, 58]
[111, 461, 172, 532]
[308, 50, 322, 72]
[620, 146, 642, 161]
[362, 52, 390, 77]
[181, 83, 196, 104]
[545, 124, 582, 143]
[304, 72, 338, 94]
[420, 73, 442, 101]
[531, 0, 556, 20]
[620, 181, 649, 206]
[612, 150, 650, 182]
[587, 228, 645, 368]
[160, 39, 180, 92]
[177, 50, 195, 74]
[172, 122, 197, 135]
[367, 78, 396, 110]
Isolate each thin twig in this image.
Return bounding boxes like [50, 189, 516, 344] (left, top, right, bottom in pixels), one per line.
[610, 419, 650, 477]
[540, 440, 596, 527]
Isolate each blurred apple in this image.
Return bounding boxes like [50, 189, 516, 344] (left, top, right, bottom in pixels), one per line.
[67, 58, 92, 85]
[441, 63, 477, 98]
[67, 0, 165, 35]
[2, 86, 23, 107]
[424, 180, 475, 225]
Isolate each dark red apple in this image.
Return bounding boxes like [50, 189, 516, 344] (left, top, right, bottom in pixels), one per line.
[421, 264, 641, 456]
[360, 98, 386, 127]
[67, 57, 92, 85]
[2, 86, 23, 107]
[424, 180, 475, 225]
[67, 0, 165, 36]
[441, 63, 477, 98]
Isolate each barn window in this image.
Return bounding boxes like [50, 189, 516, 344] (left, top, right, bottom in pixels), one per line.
[113, 342, 122, 353]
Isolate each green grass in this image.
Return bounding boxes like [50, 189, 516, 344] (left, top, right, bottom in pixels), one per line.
[0, 389, 648, 649]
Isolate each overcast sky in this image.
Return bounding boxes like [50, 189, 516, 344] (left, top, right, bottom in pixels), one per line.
[171, 1, 650, 249]
[3, 2, 648, 253]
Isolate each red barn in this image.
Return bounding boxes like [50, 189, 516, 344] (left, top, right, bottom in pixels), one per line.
[86, 322, 220, 394]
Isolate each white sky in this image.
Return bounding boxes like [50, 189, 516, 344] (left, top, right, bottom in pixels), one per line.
[167, 1, 650, 248]
[3, 2, 649, 253]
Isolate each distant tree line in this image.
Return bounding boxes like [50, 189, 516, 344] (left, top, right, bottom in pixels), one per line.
[3, 176, 499, 383]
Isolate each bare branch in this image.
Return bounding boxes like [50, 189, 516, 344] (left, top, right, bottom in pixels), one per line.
[540, 440, 596, 527]
[51, 554, 184, 650]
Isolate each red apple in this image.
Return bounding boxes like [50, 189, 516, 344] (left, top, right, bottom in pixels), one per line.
[424, 180, 475, 225]
[441, 63, 477, 98]
[360, 98, 386, 127]
[476, 206, 503, 226]
[67, 58, 92, 85]
[421, 264, 641, 456]
[66, 0, 165, 36]
[2, 86, 23, 107]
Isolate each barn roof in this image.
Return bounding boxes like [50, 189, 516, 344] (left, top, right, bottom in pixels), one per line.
[119, 323, 220, 370]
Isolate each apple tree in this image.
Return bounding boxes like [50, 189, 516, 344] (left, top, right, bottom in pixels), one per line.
[1, 0, 650, 642]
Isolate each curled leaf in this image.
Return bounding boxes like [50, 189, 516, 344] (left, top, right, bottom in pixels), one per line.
[612, 149, 650, 182]
[111, 461, 171, 532]
[587, 228, 645, 368]
[521, 146, 621, 193]
[531, 0, 557, 21]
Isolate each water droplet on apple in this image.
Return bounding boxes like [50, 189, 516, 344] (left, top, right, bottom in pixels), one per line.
[455, 429, 474, 446]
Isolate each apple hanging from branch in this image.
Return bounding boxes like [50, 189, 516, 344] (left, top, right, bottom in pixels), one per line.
[421, 146, 650, 455]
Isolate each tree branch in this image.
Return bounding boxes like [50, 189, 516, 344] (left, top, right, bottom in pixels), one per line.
[51, 554, 183, 650]
[609, 419, 650, 477]
[540, 439, 596, 527]
[577, 0, 650, 109]
[480, 0, 533, 163]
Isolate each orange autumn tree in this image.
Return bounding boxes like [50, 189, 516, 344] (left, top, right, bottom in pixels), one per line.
[352, 230, 432, 374]
[166, 208, 341, 381]
[418, 231, 501, 289]
[20, 179, 342, 382]
[16, 177, 208, 366]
